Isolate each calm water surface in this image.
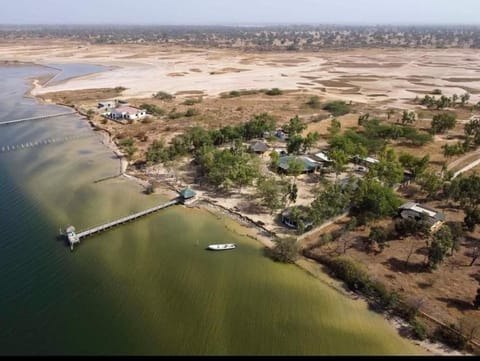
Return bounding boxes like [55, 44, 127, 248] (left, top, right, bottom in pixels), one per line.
[0, 65, 425, 355]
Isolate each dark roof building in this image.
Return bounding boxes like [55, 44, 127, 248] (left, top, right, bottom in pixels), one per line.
[249, 140, 269, 154]
[398, 202, 445, 231]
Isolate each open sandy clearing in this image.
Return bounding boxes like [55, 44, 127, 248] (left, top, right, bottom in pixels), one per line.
[0, 41, 479, 108]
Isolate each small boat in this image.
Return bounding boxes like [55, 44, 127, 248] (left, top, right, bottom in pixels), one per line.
[207, 243, 236, 251]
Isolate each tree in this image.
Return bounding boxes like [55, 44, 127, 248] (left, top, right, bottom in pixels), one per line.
[452, 93, 459, 105]
[351, 178, 402, 221]
[449, 222, 464, 256]
[269, 150, 280, 170]
[269, 237, 300, 263]
[418, 170, 444, 200]
[283, 115, 307, 136]
[286, 157, 305, 179]
[327, 118, 342, 137]
[257, 177, 288, 214]
[465, 207, 480, 233]
[329, 149, 348, 179]
[368, 226, 388, 253]
[460, 92, 470, 106]
[287, 135, 304, 155]
[431, 112, 457, 134]
[427, 225, 453, 270]
[309, 182, 350, 225]
[401, 110, 416, 125]
[387, 109, 395, 120]
[368, 148, 404, 187]
[301, 132, 320, 153]
[398, 153, 429, 179]
[286, 182, 298, 205]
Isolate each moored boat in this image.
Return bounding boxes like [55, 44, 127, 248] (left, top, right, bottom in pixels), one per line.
[207, 243, 236, 251]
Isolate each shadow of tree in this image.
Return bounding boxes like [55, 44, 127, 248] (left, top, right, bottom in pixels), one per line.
[437, 297, 474, 311]
[383, 257, 428, 273]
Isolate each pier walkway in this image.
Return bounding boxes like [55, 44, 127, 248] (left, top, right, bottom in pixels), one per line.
[67, 198, 180, 250]
[0, 111, 75, 126]
[0, 133, 95, 154]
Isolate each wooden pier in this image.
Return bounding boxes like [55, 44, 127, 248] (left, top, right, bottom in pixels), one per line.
[0, 111, 75, 126]
[66, 198, 180, 250]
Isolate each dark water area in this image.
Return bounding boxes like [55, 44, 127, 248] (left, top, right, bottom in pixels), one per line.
[0, 65, 424, 355]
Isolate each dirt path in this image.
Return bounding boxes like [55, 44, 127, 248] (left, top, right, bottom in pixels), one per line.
[448, 149, 480, 178]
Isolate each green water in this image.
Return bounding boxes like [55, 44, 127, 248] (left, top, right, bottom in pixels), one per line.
[0, 65, 425, 355]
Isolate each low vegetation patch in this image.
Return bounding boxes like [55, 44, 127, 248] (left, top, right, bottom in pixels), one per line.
[323, 101, 351, 116]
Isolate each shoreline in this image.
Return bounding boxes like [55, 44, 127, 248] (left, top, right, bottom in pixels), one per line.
[18, 61, 468, 356]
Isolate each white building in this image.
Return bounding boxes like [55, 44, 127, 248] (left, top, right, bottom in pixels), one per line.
[110, 106, 146, 122]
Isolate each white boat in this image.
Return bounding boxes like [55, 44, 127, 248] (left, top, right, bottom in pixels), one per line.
[207, 243, 236, 251]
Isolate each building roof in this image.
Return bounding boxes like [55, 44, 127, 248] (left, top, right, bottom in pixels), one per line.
[399, 202, 445, 222]
[314, 152, 333, 163]
[278, 155, 319, 172]
[250, 140, 269, 153]
[180, 188, 196, 199]
[113, 106, 144, 114]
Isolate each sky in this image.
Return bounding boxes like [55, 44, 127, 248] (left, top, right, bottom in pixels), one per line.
[1, 0, 479, 26]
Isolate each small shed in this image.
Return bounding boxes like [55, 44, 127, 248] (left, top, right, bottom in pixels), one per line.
[180, 188, 197, 204]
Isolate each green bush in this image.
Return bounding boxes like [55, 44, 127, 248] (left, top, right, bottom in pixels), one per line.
[183, 97, 202, 106]
[140, 103, 165, 116]
[434, 325, 467, 350]
[185, 108, 199, 117]
[323, 101, 351, 116]
[153, 91, 174, 100]
[410, 319, 428, 341]
[265, 88, 283, 96]
[168, 111, 184, 120]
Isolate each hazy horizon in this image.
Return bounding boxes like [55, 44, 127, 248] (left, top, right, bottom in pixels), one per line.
[1, 0, 479, 26]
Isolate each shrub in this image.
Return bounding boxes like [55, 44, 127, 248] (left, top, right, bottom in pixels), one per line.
[114, 86, 126, 93]
[144, 184, 155, 195]
[267, 237, 300, 263]
[433, 325, 467, 350]
[153, 91, 174, 100]
[140, 103, 165, 116]
[410, 319, 428, 341]
[168, 111, 184, 120]
[323, 101, 351, 116]
[183, 97, 202, 106]
[306, 95, 321, 109]
[265, 88, 283, 96]
[185, 108, 199, 117]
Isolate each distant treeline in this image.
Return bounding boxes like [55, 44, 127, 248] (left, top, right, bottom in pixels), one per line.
[2, 24, 480, 49]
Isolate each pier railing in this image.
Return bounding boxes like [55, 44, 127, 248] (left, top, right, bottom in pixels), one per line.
[67, 198, 181, 249]
[0, 111, 75, 126]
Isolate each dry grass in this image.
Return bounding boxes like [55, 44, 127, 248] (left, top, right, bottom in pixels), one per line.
[301, 198, 480, 342]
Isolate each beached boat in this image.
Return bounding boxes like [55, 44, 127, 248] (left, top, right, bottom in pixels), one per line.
[207, 243, 236, 251]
